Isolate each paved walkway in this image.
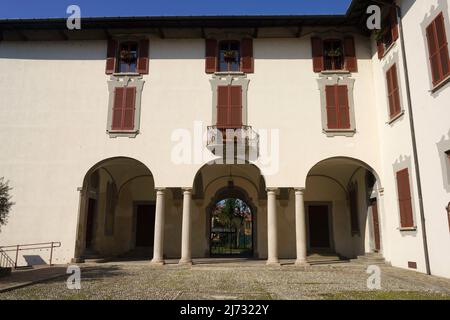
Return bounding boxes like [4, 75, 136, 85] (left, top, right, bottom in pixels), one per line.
[0, 261, 449, 300]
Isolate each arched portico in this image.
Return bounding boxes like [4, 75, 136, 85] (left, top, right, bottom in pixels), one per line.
[74, 157, 157, 261]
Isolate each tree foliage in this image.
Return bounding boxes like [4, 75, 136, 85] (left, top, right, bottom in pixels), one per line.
[0, 178, 14, 231]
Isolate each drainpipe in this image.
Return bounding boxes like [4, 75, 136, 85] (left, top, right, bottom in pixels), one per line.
[394, 4, 431, 275]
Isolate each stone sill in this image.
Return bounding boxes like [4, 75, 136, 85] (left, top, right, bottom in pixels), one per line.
[112, 72, 141, 77]
[320, 70, 351, 75]
[323, 129, 356, 137]
[398, 227, 417, 232]
[107, 130, 139, 138]
[387, 110, 405, 125]
[430, 75, 450, 93]
[214, 71, 245, 76]
[380, 41, 397, 60]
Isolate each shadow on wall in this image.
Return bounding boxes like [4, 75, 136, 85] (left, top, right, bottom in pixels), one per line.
[419, 0, 450, 96]
[23, 255, 47, 266]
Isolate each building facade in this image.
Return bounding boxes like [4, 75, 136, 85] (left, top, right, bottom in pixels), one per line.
[0, 0, 449, 278]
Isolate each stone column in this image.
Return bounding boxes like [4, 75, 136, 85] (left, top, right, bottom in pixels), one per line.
[179, 188, 193, 265]
[151, 188, 166, 265]
[295, 188, 309, 266]
[266, 188, 280, 266]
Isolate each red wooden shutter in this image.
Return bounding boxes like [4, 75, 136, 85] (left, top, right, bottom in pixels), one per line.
[230, 86, 243, 127]
[241, 38, 254, 73]
[390, 7, 399, 42]
[311, 37, 324, 72]
[217, 86, 229, 128]
[377, 40, 385, 60]
[325, 86, 338, 129]
[106, 39, 118, 74]
[426, 21, 440, 84]
[386, 64, 401, 118]
[137, 39, 150, 74]
[435, 13, 450, 79]
[337, 85, 350, 129]
[344, 36, 358, 72]
[111, 87, 136, 131]
[205, 39, 218, 73]
[123, 87, 136, 130]
[396, 168, 414, 228]
[112, 87, 125, 130]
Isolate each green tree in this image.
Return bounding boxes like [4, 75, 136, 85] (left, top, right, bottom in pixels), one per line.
[0, 178, 14, 231]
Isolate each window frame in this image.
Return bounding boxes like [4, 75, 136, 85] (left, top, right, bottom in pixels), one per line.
[386, 63, 403, 121]
[217, 40, 242, 73]
[323, 39, 345, 71]
[117, 41, 139, 74]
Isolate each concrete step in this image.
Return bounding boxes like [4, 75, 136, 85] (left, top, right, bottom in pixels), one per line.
[351, 253, 386, 265]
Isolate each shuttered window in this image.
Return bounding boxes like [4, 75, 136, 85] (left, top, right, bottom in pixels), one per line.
[344, 36, 358, 72]
[217, 85, 242, 129]
[312, 37, 357, 72]
[426, 12, 450, 86]
[386, 64, 401, 118]
[105, 39, 149, 75]
[111, 87, 136, 131]
[241, 38, 254, 73]
[325, 85, 350, 129]
[396, 168, 414, 228]
[377, 7, 399, 60]
[206, 39, 254, 73]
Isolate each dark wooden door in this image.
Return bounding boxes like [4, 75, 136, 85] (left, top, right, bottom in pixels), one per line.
[135, 204, 156, 247]
[308, 205, 330, 248]
[371, 199, 381, 251]
[85, 198, 97, 248]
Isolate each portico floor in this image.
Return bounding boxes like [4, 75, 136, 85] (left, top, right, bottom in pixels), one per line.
[0, 261, 449, 300]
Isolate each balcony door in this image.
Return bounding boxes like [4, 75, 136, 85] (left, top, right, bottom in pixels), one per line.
[217, 85, 242, 129]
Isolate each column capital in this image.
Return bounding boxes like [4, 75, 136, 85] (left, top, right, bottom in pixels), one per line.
[155, 187, 166, 193]
[182, 187, 193, 193]
[294, 187, 305, 194]
[266, 187, 278, 193]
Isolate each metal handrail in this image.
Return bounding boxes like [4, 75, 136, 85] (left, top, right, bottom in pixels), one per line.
[0, 241, 61, 268]
[0, 248, 15, 269]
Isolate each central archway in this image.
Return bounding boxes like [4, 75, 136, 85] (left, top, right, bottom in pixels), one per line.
[207, 186, 256, 257]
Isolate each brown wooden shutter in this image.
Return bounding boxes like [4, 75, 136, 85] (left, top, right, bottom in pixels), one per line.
[390, 7, 399, 41]
[377, 40, 385, 60]
[396, 168, 414, 228]
[435, 13, 450, 79]
[217, 86, 229, 128]
[241, 38, 254, 73]
[325, 85, 338, 129]
[112, 87, 125, 130]
[337, 85, 350, 129]
[344, 36, 358, 72]
[205, 39, 218, 73]
[123, 87, 136, 130]
[311, 37, 324, 72]
[230, 86, 243, 127]
[426, 21, 440, 84]
[386, 64, 401, 118]
[137, 39, 150, 74]
[106, 39, 118, 74]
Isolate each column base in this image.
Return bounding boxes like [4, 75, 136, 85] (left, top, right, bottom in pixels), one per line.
[294, 259, 310, 267]
[150, 259, 165, 266]
[266, 259, 281, 267]
[178, 258, 193, 266]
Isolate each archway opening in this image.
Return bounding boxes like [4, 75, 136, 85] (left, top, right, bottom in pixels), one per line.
[210, 197, 253, 257]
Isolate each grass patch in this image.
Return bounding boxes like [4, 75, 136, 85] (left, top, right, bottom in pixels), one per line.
[322, 290, 450, 300]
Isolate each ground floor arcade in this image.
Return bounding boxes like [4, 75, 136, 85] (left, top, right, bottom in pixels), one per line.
[73, 157, 383, 265]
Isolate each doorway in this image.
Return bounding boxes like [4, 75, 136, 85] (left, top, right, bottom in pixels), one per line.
[307, 204, 332, 251]
[85, 198, 97, 249]
[370, 199, 381, 252]
[135, 204, 156, 247]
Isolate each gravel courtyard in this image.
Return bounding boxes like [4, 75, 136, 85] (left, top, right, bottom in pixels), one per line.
[1, 260, 449, 300]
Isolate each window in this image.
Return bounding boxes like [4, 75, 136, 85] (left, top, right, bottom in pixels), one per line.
[324, 39, 344, 71]
[219, 41, 241, 72]
[386, 64, 402, 119]
[377, 7, 399, 59]
[217, 85, 243, 129]
[105, 39, 149, 75]
[111, 87, 136, 131]
[312, 37, 357, 72]
[396, 168, 414, 229]
[205, 39, 254, 73]
[118, 42, 138, 73]
[325, 85, 350, 129]
[426, 12, 450, 86]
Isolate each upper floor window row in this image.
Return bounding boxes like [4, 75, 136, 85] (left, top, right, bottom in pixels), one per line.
[205, 38, 254, 74]
[376, 7, 399, 59]
[106, 39, 150, 75]
[311, 36, 358, 73]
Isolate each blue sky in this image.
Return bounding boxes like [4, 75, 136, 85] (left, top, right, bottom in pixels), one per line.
[0, 0, 352, 19]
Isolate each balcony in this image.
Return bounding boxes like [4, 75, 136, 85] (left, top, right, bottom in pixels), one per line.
[207, 125, 259, 162]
